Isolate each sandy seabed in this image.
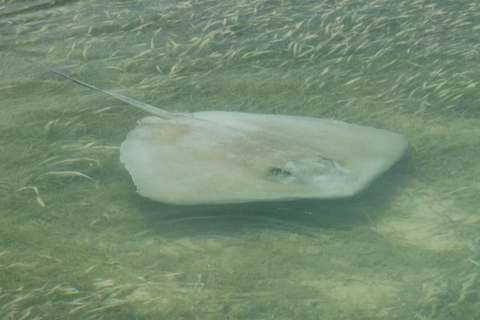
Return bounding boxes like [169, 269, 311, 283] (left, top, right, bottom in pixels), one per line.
[1, 0, 479, 319]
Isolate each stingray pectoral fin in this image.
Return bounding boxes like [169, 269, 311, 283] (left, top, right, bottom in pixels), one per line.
[195, 111, 408, 192]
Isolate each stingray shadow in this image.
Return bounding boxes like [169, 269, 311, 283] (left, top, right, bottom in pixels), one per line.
[141, 199, 362, 237]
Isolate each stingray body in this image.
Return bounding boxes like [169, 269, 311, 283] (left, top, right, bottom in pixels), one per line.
[49, 68, 408, 205]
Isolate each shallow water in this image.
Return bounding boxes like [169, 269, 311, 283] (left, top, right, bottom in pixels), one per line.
[1, 0, 480, 319]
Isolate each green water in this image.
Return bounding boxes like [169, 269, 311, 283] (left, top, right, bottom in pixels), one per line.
[1, 0, 479, 319]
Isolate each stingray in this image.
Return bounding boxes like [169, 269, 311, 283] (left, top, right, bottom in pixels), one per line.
[48, 68, 408, 205]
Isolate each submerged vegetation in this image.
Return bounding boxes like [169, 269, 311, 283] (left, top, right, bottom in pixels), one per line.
[1, 0, 479, 318]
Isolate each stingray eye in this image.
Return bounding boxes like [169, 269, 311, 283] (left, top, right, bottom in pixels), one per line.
[268, 167, 292, 177]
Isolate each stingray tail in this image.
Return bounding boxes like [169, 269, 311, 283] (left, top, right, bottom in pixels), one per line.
[45, 66, 176, 120]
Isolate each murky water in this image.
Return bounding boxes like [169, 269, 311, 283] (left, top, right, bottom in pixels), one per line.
[1, 0, 479, 319]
